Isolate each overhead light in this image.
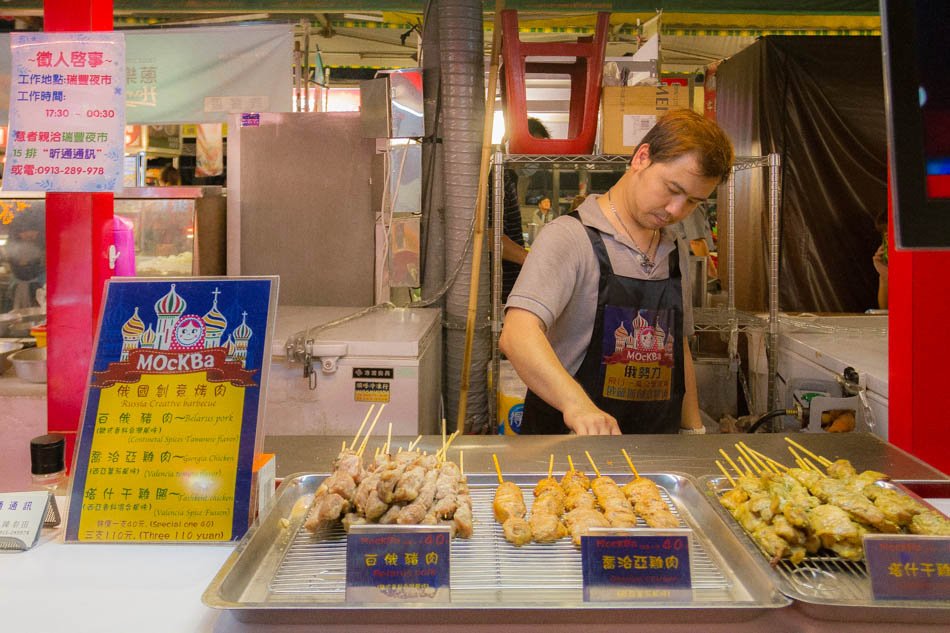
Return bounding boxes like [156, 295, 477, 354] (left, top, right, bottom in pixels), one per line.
[343, 13, 385, 23]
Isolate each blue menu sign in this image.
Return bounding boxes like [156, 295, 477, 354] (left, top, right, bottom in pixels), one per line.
[345, 525, 451, 603]
[864, 534, 950, 600]
[581, 528, 693, 602]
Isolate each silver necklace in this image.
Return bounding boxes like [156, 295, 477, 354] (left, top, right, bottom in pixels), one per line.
[607, 191, 658, 273]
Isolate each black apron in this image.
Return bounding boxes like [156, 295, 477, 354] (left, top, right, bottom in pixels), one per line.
[520, 214, 685, 434]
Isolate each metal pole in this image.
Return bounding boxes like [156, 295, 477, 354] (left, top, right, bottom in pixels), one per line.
[767, 152, 782, 427]
[490, 149, 504, 434]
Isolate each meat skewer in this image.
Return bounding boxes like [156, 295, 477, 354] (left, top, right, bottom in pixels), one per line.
[529, 455, 568, 543]
[492, 454, 531, 546]
[620, 448, 679, 529]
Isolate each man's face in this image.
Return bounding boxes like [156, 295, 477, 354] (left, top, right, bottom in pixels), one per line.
[539, 198, 551, 212]
[624, 147, 719, 231]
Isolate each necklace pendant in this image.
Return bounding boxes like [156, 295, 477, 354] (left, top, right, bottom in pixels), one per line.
[639, 253, 656, 273]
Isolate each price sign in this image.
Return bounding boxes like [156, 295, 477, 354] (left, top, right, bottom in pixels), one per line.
[864, 534, 950, 600]
[3, 32, 125, 191]
[345, 525, 451, 603]
[65, 278, 277, 543]
[581, 528, 693, 602]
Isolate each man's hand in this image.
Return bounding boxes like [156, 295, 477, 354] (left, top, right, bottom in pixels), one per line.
[872, 244, 888, 281]
[563, 404, 622, 435]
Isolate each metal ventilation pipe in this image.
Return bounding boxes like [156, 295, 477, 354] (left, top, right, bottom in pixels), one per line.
[437, 0, 488, 433]
[421, 3, 445, 303]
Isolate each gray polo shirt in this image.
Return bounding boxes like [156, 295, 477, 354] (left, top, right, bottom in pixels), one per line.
[506, 194, 695, 375]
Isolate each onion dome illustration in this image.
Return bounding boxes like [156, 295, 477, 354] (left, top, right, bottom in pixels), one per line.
[120, 307, 144, 361]
[122, 307, 144, 338]
[632, 310, 649, 332]
[140, 324, 157, 349]
[614, 321, 629, 339]
[655, 322, 666, 347]
[154, 283, 187, 317]
[202, 288, 227, 347]
[232, 311, 253, 342]
[224, 336, 236, 360]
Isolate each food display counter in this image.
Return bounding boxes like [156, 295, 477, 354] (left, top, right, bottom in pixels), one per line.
[2, 433, 947, 633]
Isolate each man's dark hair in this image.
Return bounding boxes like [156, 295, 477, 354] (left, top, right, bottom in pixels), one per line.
[527, 117, 551, 139]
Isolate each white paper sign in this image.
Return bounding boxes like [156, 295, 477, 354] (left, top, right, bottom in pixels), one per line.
[3, 32, 125, 192]
[622, 114, 657, 147]
[0, 492, 51, 551]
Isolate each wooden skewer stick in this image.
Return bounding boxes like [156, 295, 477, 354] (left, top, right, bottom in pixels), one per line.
[718, 449, 744, 479]
[802, 456, 827, 476]
[349, 404, 376, 451]
[567, 455, 576, 474]
[441, 418, 447, 459]
[584, 450, 601, 478]
[357, 403, 385, 456]
[385, 422, 392, 456]
[737, 455, 755, 477]
[621, 448, 640, 479]
[784, 437, 833, 468]
[341, 440, 346, 454]
[735, 444, 763, 474]
[492, 453, 504, 485]
[408, 434, 422, 452]
[738, 442, 774, 473]
[548, 454, 554, 479]
[786, 446, 806, 468]
[459, 450, 464, 478]
[716, 460, 736, 487]
[743, 444, 788, 472]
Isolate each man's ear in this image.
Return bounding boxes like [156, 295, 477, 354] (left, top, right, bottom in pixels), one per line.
[630, 143, 651, 170]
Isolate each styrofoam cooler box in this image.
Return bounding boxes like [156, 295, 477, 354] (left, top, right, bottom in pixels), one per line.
[749, 315, 888, 438]
[264, 306, 441, 436]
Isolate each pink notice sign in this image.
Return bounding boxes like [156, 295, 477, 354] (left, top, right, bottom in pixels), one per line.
[3, 32, 125, 192]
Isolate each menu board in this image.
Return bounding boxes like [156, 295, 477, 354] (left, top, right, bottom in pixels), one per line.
[3, 32, 124, 192]
[65, 278, 277, 543]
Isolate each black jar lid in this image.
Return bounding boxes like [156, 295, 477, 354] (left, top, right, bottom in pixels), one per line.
[30, 433, 66, 475]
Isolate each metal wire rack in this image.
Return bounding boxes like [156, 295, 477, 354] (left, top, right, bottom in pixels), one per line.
[269, 475, 733, 603]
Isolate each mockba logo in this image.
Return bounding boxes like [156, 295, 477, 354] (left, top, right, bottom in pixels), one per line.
[135, 351, 215, 372]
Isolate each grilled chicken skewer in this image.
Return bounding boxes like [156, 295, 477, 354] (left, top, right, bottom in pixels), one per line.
[492, 454, 531, 546]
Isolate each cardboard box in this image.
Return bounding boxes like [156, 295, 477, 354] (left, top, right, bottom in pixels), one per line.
[601, 84, 688, 155]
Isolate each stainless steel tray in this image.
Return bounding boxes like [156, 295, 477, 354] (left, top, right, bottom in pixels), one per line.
[700, 475, 950, 624]
[203, 472, 788, 624]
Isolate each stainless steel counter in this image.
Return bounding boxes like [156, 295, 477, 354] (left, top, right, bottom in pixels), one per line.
[263, 432, 947, 481]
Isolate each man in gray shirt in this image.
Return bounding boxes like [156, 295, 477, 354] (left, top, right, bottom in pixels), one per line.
[499, 110, 734, 435]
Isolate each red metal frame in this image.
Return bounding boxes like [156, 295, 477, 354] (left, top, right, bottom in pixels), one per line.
[44, 0, 114, 469]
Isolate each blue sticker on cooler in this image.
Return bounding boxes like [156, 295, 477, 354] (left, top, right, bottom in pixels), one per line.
[345, 525, 451, 602]
[864, 534, 950, 601]
[581, 529, 692, 602]
[241, 113, 260, 127]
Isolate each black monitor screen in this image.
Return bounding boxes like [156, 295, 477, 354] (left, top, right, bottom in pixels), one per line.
[882, 0, 950, 248]
[916, 2, 950, 190]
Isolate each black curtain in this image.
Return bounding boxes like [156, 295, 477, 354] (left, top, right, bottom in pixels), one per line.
[717, 36, 886, 313]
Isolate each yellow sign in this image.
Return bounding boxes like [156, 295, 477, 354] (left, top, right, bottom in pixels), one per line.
[77, 372, 245, 542]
